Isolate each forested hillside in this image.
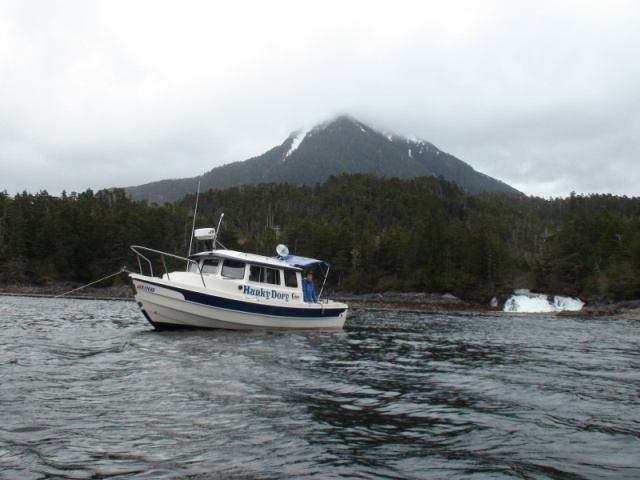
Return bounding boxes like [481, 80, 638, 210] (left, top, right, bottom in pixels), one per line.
[1, 175, 639, 303]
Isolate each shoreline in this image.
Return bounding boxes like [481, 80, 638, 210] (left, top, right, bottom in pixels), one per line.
[0, 285, 481, 310]
[2, 284, 638, 320]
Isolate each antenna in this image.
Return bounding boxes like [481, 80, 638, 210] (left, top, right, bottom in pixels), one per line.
[188, 181, 201, 256]
[276, 244, 289, 257]
[213, 213, 224, 249]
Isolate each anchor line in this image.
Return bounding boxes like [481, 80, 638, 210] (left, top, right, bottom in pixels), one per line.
[54, 268, 129, 298]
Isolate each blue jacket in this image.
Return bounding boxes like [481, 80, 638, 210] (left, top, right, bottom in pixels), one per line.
[302, 278, 318, 303]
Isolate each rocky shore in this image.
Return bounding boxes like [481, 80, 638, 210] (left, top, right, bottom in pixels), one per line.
[330, 292, 483, 312]
[558, 300, 640, 320]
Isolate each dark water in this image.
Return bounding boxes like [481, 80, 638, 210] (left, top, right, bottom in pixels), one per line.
[1, 296, 639, 479]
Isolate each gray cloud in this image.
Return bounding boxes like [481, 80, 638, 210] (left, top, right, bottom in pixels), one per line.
[1, 0, 638, 198]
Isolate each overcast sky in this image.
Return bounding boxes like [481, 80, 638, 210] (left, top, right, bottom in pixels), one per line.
[1, 0, 639, 199]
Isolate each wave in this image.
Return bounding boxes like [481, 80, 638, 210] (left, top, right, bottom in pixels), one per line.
[501, 290, 584, 313]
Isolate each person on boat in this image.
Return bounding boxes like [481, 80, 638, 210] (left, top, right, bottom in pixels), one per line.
[302, 271, 318, 303]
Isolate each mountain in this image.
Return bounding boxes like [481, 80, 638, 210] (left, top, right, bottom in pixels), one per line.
[124, 115, 521, 203]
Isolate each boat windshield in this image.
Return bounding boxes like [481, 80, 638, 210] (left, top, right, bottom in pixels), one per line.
[221, 259, 246, 279]
[202, 259, 219, 274]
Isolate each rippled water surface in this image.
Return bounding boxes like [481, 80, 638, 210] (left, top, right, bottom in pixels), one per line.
[1, 295, 639, 479]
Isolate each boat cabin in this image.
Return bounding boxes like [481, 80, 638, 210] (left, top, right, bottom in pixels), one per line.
[187, 251, 302, 290]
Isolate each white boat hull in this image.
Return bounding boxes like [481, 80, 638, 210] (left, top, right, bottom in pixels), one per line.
[130, 274, 348, 330]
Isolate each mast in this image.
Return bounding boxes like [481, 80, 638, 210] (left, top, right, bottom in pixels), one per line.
[187, 181, 201, 257]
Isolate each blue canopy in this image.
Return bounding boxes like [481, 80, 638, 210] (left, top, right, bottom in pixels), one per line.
[276, 254, 331, 269]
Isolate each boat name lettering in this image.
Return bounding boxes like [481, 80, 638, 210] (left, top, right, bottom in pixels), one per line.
[136, 284, 155, 293]
[242, 285, 290, 302]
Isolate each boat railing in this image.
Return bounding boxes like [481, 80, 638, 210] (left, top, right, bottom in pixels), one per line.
[130, 246, 206, 288]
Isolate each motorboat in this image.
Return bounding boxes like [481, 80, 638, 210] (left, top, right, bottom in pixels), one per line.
[129, 217, 348, 330]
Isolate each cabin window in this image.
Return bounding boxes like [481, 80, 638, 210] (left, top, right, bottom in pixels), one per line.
[221, 260, 246, 279]
[201, 259, 219, 274]
[284, 270, 298, 288]
[248, 265, 262, 282]
[265, 268, 280, 285]
[249, 265, 281, 285]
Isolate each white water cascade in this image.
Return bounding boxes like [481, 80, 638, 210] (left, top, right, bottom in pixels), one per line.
[501, 289, 584, 313]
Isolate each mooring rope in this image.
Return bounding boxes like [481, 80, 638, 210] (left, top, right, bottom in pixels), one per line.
[54, 268, 129, 298]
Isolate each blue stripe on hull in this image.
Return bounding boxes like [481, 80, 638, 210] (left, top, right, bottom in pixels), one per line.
[135, 277, 346, 319]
